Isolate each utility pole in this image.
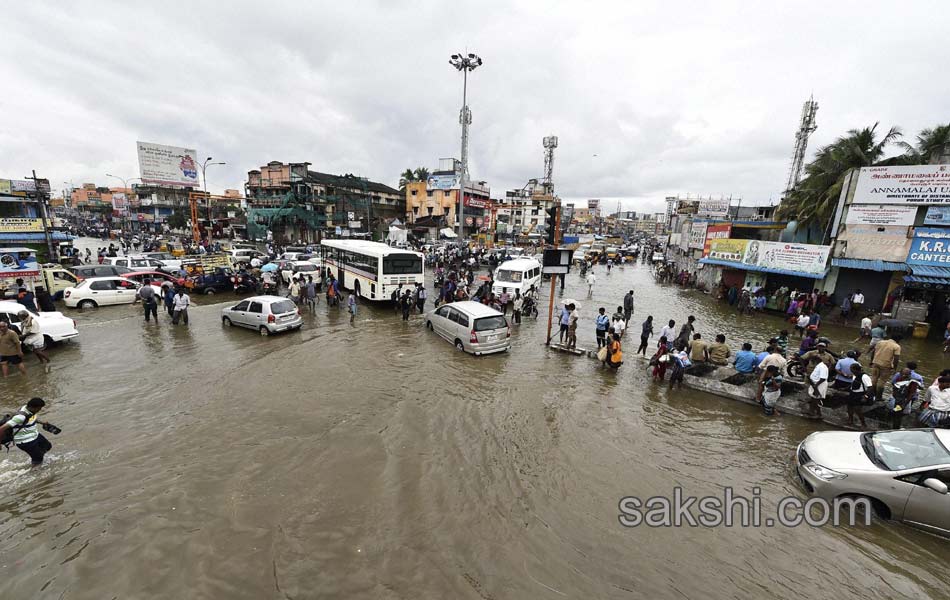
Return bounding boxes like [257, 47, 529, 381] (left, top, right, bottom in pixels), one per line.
[545, 201, 561, 345]
[28, 170, 57, 261]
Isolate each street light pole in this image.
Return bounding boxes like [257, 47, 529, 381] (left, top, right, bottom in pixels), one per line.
[449, 52, 482, 243]
[105, 173, 142, 233]
[198, 157, 226, 222]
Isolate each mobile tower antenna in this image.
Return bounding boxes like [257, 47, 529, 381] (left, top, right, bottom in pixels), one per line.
[785, 96, 818, 194]
[542, 136, 558, 195]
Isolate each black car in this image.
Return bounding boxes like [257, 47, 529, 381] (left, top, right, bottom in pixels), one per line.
[70, 265, 133, 279]
[191, 268, 235, 294]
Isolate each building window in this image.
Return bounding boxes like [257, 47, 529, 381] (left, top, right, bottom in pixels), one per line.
[427, 190, 433, 197]
[411, 190, 417, 196]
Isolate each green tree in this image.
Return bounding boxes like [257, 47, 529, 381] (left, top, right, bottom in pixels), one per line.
[412, 166, 430, 182]
[167, 210, 187, 230]
[777, 123, 902, 230]
[899, 123, 950, 164]
[399, 168, 415, 190]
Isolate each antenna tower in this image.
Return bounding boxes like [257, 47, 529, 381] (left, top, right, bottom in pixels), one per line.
[785, 96, 818, 194]
[542, 136, 558, 195]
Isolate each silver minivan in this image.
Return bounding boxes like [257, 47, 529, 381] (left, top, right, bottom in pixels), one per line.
[221, 295, 303, 336]
[426, 300, 510, 355]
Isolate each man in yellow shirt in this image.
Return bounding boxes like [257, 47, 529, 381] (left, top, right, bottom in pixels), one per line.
[871, 334, 902, 401]
[707, 334, 731, 366]
[689, 333, 708, 363]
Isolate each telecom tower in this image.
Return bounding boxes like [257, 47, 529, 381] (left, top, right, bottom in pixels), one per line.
[785, 96, 818, 194]
[542, 136, 558, 195]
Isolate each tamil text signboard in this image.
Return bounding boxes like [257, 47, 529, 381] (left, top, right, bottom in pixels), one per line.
[137, 141, 200, 187]
[845, 204, 917, 226]
[707, 238, 748, 263]
[853, 165, 950, 205]
[0, 218, 44, 233]
[907, 228, 950, 266]
[687, 221, 708, 249]
[702, 224, 732, 257]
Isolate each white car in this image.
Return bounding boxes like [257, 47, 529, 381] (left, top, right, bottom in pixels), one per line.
[0, 300, 78, 343]
[278, 251, 312, 262]
[281, 260, 322, 285]
[63, 276, 162, 309]
[230, 248, 265, 266]
[221, 295, 302, 336]
[103, 255, 170, 272]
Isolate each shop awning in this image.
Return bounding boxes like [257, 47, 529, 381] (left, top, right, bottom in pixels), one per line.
[905, 265, 950, 285]
[831, 258, 908, 272]
[698, 258, 829, 279]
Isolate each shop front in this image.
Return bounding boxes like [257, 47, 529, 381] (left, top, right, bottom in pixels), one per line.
[900, 228, 950, 338]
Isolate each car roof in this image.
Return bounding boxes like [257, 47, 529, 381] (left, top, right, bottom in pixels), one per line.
[0, 300, 38, 312]
[237, 295, 293, 304]
[121, 271, 172, 277]
[81, 276, 127, 282]
[495, 258, 541, 270]
[444, 300, 505, 318]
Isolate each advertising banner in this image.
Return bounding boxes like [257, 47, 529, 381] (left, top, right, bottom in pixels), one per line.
[702, 224, 732, 257]
[687, 221, 708, 249]
[0, 218, 44, 233]
[10, 179, 35, 192]
[679, 222, 691, 251]
[696, 198, 730, 218]
[0, 248, 40, 277]
[112, 192, 129, 215]
[706, 238, 749, 263]
[907, 227, 950, 266]
[853, 165, 950, 205]
[463, 196, 487, 209]
[748, 241, 831, 275]
[845, 204, 917, 226]
[137, 141, 200, 187]
[0, 179, 10, 194]
[426, 174, 459, 190]
[924, 206, 950, 226]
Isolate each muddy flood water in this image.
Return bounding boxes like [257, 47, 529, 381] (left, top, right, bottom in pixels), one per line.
[1, 247, 947, 599]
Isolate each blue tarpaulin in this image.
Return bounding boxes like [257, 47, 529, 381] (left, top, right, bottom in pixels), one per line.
[831, 258, 908, 272]
[0, 232, 74, 242]
[906, 265, 950, 285]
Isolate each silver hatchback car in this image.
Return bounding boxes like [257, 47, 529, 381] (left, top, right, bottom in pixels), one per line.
[221, 295, 303, 336]
[426, 301, 510, 355]
[795, 428, 950, 537]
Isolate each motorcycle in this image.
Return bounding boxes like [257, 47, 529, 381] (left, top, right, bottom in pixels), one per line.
[232, 272, 259, 294]
[260, 279, 279, 295]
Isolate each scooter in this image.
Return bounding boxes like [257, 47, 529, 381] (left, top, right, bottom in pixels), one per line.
[232, 273, 259, 294]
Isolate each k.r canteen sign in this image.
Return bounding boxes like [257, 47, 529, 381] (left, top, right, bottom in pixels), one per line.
[907, 228, 950, 266]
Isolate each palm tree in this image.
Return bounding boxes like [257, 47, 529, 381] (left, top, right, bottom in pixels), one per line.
[899, 124, 950, 164]
[777, 123, 902, 231]
[398, 168, 415, 190]
[413, 166, 430, 182]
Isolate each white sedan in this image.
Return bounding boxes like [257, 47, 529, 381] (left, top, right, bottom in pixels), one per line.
[0, 300, 78, 343]
[63, 276, 162, 309]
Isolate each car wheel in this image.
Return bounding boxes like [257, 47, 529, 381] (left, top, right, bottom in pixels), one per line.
[78, 299, 97, 309]
[222, 317, 232, 327]
[454, 339, 465, 352]
[838, 494, 891, 521]
[259, 326, 269, 336]
[426, 321, 433, 330]
[43, 335, 54, 348]
[205, 289, 215, 295]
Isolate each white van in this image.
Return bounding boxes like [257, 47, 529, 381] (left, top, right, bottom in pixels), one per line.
[492, 258, 542, 297]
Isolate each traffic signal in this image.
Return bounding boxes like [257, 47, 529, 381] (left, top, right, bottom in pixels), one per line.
[544, 205, 559, 246]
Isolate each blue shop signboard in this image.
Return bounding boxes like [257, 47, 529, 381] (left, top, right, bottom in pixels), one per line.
[907, 227, 950, 266]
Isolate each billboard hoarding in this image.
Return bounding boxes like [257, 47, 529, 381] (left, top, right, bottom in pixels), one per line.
[0, 218, 44, 233]
[0, 179, 10, 194]
[924, 207, 950, 226]
[707, 239, 749, 263]
[907, 227, 950, 266]
[702, 224, 732, 257]
[749, 241, 830, 275]
[844, 205, 917, 226]
[853, 165, 950, 205]
[112, 192, 129, 215]
[427, 174, 458, 190]
[696, 199, 730, 218]
[0, 249, 40, 278]
[137, 141, 200, 187]
[687, 221, 708, 249]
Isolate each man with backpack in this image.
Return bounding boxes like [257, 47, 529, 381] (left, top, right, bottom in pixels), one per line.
[0, 397, 53, 467]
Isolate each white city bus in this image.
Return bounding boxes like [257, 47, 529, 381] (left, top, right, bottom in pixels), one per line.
[320, 239, 424, 301]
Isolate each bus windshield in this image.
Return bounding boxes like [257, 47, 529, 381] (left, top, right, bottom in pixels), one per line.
[382, 255, 422, 275]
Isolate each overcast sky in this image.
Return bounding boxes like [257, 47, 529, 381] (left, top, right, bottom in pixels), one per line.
[2, 1, 948, 214]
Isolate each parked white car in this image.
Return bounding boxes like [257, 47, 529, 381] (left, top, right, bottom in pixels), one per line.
[63, 276, 161, 309]
[425, 301, 510, 355]
[0, 300, 78, 343]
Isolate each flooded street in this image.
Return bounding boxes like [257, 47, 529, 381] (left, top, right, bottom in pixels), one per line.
[1, 246, 947, 599]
